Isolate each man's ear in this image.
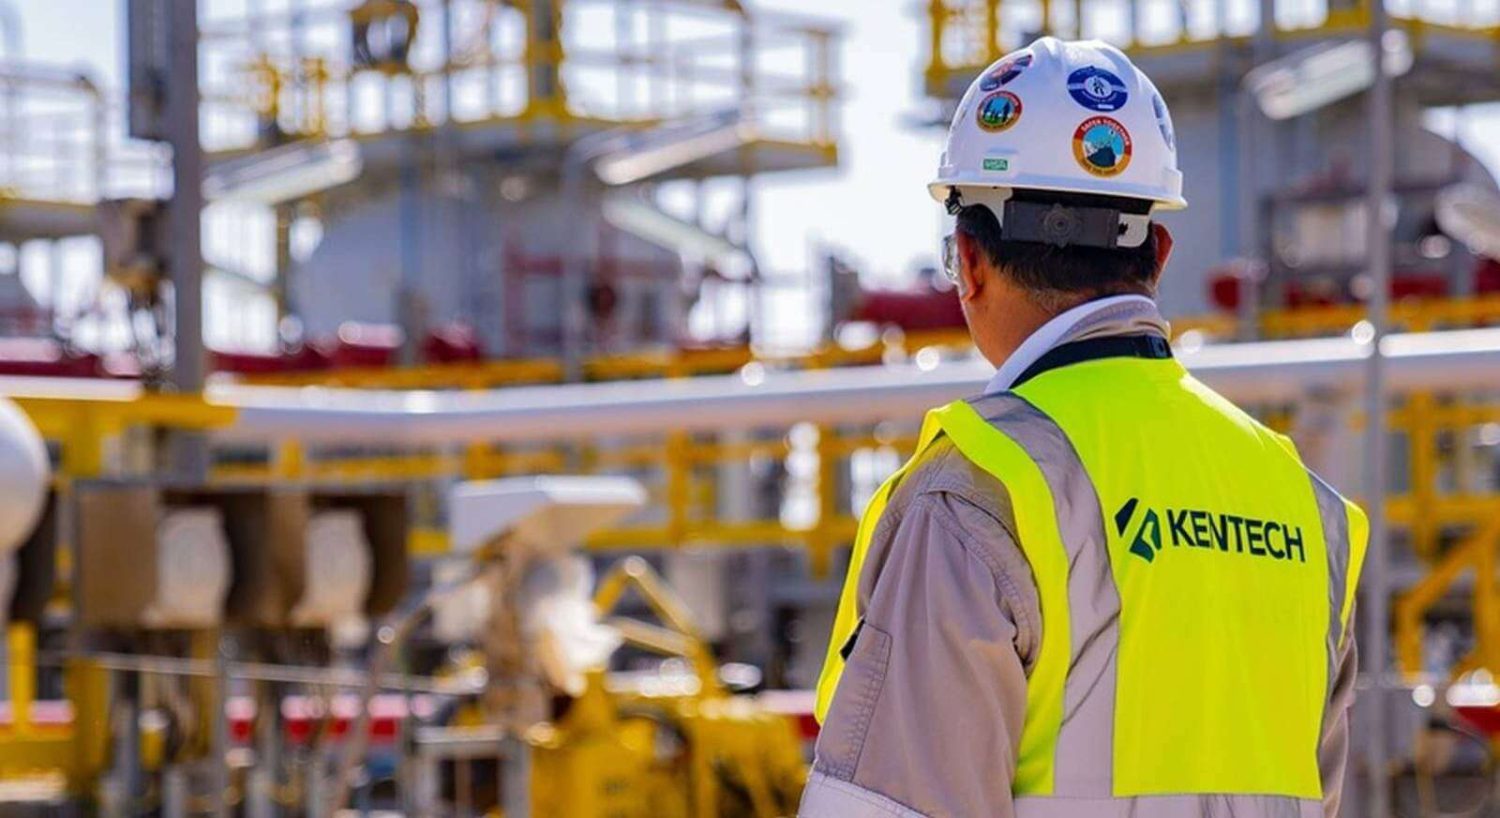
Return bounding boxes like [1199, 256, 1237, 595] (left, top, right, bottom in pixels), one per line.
[1150, 222, 1174, 285]
[955, 231, 985, 302]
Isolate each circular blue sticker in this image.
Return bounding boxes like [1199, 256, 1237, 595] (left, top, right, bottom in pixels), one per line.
[975, 91, 1023, 133]
[1152, 93, 1175, 150]
[978, 53, 1033, 92]
[1067, 66, 1129, 112]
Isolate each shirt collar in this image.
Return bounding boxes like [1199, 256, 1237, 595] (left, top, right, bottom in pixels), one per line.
[984, 294, 1158, 395]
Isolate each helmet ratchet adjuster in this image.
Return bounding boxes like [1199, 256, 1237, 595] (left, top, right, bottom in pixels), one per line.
[1002, 200, 1122, 249]
[945, 187, 1153, 249]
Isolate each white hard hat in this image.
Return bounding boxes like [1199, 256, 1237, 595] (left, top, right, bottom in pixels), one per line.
[930, 38, 1186, 248]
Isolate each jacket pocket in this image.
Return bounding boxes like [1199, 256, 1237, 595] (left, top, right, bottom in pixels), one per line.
[816, 619, 893, 781]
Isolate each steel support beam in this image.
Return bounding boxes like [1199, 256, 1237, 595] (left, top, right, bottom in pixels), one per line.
[1361, 0, 1396, 812]
[165, 0, 209, 479]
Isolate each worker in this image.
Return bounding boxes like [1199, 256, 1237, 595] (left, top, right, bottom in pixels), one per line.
[799, 38, 1367, 818]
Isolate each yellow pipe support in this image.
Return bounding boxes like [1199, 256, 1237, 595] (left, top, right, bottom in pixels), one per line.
[1479, 522, 1500, 675]
[404, 483, 1488, 559]
[274, 439, 306, 479]
[607, 617, 702, 659]
[5, 624, 35, 736]
[1394, 511, 1500, 679]
[1407, 392, 1439, 558]
[594, 556, 723, 695]
[65, 659, 110, 793]
[1391, 402, 1500, 428]
[595, 556, 704, 639]
[0, 734, 74, 781]
[1395, 534, 1478, 677]
[985, 0, 1002, 58]
[408, 527, 452, 558]
[810, 424, 843, 579]
[665, 431, 692, 546]
[462, 442, 491, 480]
[1387, 494, 1500, 528]
[925, 0, 947, 95]
[185, 629, 221, 760]
[16, 394, 237, 480]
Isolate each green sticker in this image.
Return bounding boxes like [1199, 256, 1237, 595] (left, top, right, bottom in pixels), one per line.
[983, 157, 1010, 172]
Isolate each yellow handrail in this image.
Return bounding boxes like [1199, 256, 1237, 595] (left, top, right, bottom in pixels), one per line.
[202, 0, 841, 155]
[922, 0, 1500, 99]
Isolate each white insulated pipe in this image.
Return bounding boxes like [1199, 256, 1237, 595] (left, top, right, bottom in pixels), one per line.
[7, 326, 1500, 447]
[216, 326, 1500, 444]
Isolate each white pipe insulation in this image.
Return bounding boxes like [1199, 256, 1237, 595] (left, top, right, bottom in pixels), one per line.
[213, 327, 1500, 445]
[6, 327, 1500, 447]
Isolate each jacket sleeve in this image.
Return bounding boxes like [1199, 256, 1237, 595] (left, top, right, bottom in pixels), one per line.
[1320, 605, 1358, 817]
[799, 490, 1036, 818]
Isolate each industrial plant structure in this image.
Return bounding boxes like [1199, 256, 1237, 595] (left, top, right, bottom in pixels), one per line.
[1, 0, 1500, 816]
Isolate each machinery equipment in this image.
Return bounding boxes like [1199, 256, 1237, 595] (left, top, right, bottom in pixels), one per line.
[372, 476, 808, 818]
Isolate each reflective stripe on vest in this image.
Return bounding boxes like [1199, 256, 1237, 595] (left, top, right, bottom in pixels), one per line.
[814, 355, 1367, 804]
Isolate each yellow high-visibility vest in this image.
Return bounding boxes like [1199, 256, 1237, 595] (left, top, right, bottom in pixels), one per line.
[815, 350, 1367, 801]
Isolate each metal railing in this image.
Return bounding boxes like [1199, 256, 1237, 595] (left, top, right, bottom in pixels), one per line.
[197, 0, 839, 156]
[0, 62, 108, 205]
[923, 0, 1500, 96]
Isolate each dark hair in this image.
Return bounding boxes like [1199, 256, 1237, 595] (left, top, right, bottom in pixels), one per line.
[955, 190, 1161, 311]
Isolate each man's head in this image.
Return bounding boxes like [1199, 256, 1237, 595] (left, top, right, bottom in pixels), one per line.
[948, 196, 1174, 363]
[929, 37, 1186, 365]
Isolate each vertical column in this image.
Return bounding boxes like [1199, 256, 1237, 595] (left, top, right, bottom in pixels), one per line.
[397, 140, 425, 365]
[273, 205, 292, 320]
[1361, 0, 1396, 813]
[735, 9, 760, 343]
[5, 623, 34, 734]
[524, 0, 564, 116]
[985, 0, 1001, 57]
[166, 0, 208, 479]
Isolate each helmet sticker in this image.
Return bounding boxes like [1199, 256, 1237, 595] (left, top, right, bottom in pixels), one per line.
[975, 91, 1023, 133]
[1152, 93, 1175, 150]
[1073, 116, 1133, 177]
[982, 157, 1011, 172]
[1067, 66, 1129, 112]
[979, 53, 1033, 91]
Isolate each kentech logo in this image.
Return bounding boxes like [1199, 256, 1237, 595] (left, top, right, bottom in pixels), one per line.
[1114, 497, 1306, 565]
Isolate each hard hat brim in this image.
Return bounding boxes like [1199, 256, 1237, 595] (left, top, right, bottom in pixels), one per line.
[930, 176, 1188, 212]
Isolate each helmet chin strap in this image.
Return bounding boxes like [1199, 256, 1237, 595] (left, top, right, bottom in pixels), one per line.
[947, 186, 1152, 249]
